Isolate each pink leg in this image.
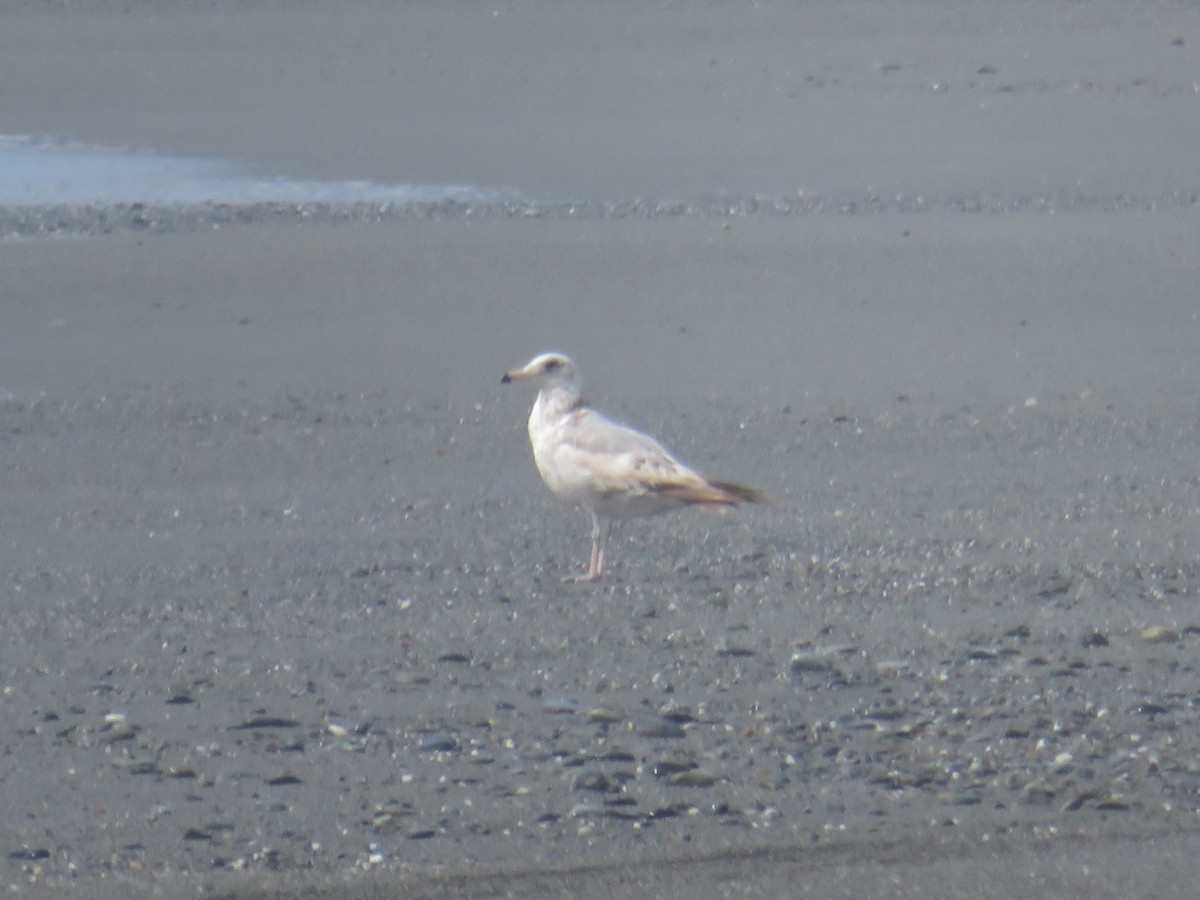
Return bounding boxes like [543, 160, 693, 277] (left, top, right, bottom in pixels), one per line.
[563, 514, 611, 583]
[592, 519, 612, 579]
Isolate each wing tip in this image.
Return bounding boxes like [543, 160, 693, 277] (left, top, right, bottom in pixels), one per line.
[706, 479, 772, 506]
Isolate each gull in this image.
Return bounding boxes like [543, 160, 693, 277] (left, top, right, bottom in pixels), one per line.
[502, 351, 767, 582]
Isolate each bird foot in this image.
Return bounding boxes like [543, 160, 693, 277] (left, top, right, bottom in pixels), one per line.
[561, 572, 603, 584]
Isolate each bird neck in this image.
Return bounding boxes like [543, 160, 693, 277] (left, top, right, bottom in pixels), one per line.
[532, 384, 582, 424]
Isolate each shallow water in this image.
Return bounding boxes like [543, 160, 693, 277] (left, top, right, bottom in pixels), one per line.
[0, 135, 495, 207]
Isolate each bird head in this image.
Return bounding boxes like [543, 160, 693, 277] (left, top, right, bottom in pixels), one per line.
[502, 352, 581, 394]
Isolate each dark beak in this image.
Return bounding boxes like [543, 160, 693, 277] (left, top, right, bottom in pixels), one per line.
[501, 373, 513, 384]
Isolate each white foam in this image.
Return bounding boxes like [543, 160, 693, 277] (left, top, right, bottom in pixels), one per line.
[0, 135, 495, 207]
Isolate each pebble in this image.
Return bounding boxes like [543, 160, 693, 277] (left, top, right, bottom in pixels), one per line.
[586, 706, 622, 723]
[417, 731, 459, 753]
[632, 716, 687, 739]
[874, 659, 910, 677]
[653, 758, 697, 777]
[657, 702, 697, 723]
[1062, 790, 1102, 812]
[110, 754, 159, 775]
[543, 696, 581, 714]
[1020, 781, 1058, 805]
[717, 644, 756, 658]
[573, 770, 620, 793]
[230, 716, 301, 731]
[1140, 626, 1179, 643]
[8, 848, 50, 861]
[667, 768, 719, 788]
[788, 650, 840, 674]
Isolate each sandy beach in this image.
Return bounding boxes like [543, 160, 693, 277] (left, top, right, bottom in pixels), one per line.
[2, 2, 1200, 897]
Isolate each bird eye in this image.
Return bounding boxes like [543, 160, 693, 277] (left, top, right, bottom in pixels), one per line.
[544, 359, 562, 372]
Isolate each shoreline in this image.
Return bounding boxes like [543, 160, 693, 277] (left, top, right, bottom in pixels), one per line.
[4, 186, 1199, 240]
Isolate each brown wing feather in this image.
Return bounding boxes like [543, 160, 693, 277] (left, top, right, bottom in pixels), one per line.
[556, 406, 769, 509]
[654, 478, 769, 507]
[706, 479, 771, 505]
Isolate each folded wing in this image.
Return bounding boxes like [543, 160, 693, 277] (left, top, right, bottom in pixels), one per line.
[549, 408, 766, 513]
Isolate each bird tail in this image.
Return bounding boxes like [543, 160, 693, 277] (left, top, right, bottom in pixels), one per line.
[706, 479, 771, 506]
[659, 478, 770, 508]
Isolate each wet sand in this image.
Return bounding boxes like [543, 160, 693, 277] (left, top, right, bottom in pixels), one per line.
[3, 2, 1200, 897]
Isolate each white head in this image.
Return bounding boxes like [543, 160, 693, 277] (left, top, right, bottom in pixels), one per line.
[502, 352, 581, 397]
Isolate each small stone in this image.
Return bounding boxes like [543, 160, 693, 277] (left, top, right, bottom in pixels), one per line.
[371, 804, 415, 832]
[717, 644, 755, 658]
[1021, 781, 1057, 805]
[1062, 789, 1102, 812]
[633, 716, 686, 739]
[572, 770, 618, 793]
[884, 723, 922, 740]
[1141, 626, 1179, 643]
[8, 847, 51, 861]
[647, 804, 687, 819]
[417, 731, 459, 753]
[939, 790, 982, 806]
[585, 706, 621, 723]
[874, 659, 909, 677]
[229, 717, 301, 731]
[1135, 702, 1170, 716]
[597, 748, 635, 763]
[101, 726, 138, 744]
[111, 754, 160, 775]
[668, 768, 718, 787]
[873, 768, 907, 787]
[603, 795, 638, 809]
[653, 758, 697, 777]
[394, 673, 431, 689]
[657, 702, 697, 723]
[1096, 795, 1131, 811]
[788, 650, 838, 673]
